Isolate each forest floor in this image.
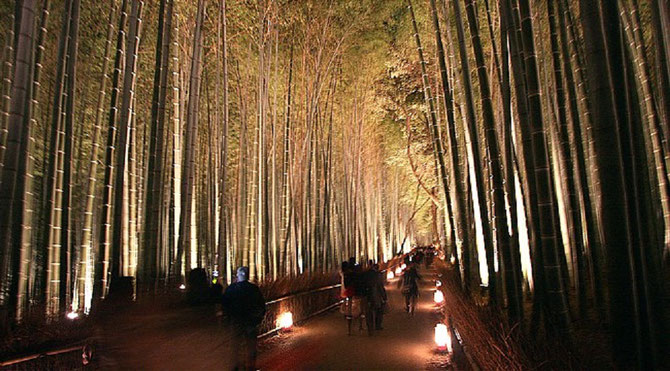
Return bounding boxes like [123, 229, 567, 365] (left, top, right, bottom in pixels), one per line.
[85, 265, 458, 370]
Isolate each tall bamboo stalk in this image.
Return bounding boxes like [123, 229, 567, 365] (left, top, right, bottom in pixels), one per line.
[0, 0, 37, 322]
[176, 0, 205, 280]
[111, 0, 143, 282]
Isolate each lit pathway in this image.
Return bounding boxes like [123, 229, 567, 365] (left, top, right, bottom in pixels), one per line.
[257, 265, 452, 370]
[92, 265, 454, 370]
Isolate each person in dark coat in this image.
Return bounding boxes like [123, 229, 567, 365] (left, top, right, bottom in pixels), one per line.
[366, 264, 387, 331]
[398, 261, 422, 316]
[221, 266, 266, 371]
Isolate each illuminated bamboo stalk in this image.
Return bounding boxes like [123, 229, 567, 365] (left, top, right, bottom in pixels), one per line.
[0, 13, 15, 176]
[176, 0, 204, 279]
[450, 0, 498, 297]
[78, 0, 115, 312]
[144, 0, 172, 289]
[497, 0, 524, 320]
[0, 0, 37, 321]
[111, 0, 143, 281]
[256, 1, 266, 280]
[515, 0, 570, 332]
[169, 10, 181, 282]
[547, 0, 586, 318]
[649, 0, 670, 153]
[96, 0, 129, 299]
[59, 0, 82, 314]
[620, 1, 670, 251]
[217, 0, 230, 283]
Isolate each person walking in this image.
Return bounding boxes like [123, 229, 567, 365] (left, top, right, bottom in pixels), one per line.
[221, 266, 266, 371]
[398, 259, 421, 316]
[340, 261, 356, 335]
[366, 264, 387, 332]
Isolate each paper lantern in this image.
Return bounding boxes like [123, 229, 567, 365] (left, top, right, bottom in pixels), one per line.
[395, 267, 402, 275]
[434, 290, 444, 304]
[278, 312, 293, 330]
[179, 283, 186, 290]
[387, 271, 394, 280]
[67, 312, 79, 320]
[436, 279, 442, 287]
[435, 323, 452, 351]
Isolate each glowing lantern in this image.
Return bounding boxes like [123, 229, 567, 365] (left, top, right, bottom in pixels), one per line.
[179, 284, 186, 290]
[387, 271, 394, 280]
[435, 323, 452, 351]
[401, 263, 407, 270]
[67, 311, 79, 320]
[395, 267, 402, 275]
[450, 255, 456, 264]
[436, 279, 442, 287]
[434, 290, 444, 304]
[278, 312, 293, 330]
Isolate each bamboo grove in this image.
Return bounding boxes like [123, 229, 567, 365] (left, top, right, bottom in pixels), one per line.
[0, 0, 668, 368]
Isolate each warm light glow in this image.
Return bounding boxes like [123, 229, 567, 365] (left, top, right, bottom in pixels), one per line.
[435, 323, 452, 352]
[278, 312, 293, 330]
[401, 263, 406, 269]
[387, 271, 394, 280]
[433, 290, 444, 304]
[436, 279, 442, 287]
[179, 284, 186, 290]
[450, 255, 456, 264]
[395, 267, 402, 275]
[67, 311, 79, 320]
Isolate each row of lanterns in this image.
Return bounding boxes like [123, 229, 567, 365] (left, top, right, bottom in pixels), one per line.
[390, 257, 452, 353]
[433, 278, 452, 353]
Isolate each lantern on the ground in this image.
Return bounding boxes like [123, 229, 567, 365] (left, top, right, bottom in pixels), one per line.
[278, 312, 293, 330]
[436, 279, 442, 287]
[434, 323, 452, 352]
[179, 283, 186, 290]
[387, 270, 394, 280]
[433, 290, 444, 304]
[67, 311, 79, 320]
[395, 266, 402, 275]
[401, 263, 407, 270]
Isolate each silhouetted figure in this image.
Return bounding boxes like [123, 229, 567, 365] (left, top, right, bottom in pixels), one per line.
[351, 262, 368, 334]
[340, 261, 356, 335]
[425, 248, 434, 267]
[221, 266, 266, 371]
[398, 262, 421, 316]
[366, 264, 387, 332]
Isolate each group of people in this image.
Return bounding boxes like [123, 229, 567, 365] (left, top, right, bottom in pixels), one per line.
[339, 258, 388, 336]
[218, 248, 435, 369]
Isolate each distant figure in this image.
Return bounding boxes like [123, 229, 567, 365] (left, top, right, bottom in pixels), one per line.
[398, 261, 422, 316]
[425, 248, 434, 268]
[366, 264, 387, 332]
[221, 266, 266, 371]
[351, 261, 368, 334]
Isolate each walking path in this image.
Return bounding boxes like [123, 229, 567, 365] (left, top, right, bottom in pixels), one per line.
[92, 265, 453, 370]
[257, 265, 453, 370]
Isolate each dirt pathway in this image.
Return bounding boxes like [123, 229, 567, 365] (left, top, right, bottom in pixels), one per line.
[257, 265, 452, 370]
[92, 265, 453, 370]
